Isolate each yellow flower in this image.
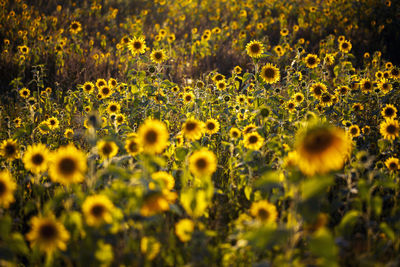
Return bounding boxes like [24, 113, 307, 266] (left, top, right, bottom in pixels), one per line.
[229, 127, 241, 139]
[295, 121, 351, 176]
[380, 119, 399, 140]
[141, 236, 161, 260]
[128, 36, 147, 55]
[304, 54, 320, 68]
[96, 78, 107, 89]
[381, 104, 397, 119]
[182, 118, 204, 141]
[0, 170, 17, 208]
[48, 144, 87, 185]
[243, 132, 264, 150]
[250, 200, 278, 224]
[125, 134, 141, 156]
[98, 86, 113, 99]
[293, 92, 304, 103]
[175, 219, 195, 242]
[348, 125, 360, 138]
[310, 82, 327, 99]
[339, 40, 352, 53]
[82, 195, 115, 226]
[140, 192, 170, 216]
[150, 49, 168, 64]
[26, 215, 70, 254]
[107, 101, 121, 114]
[360, 78, 373, 93]
[205, 119, 220, 135]
[260, 63, 280, 84]
[69, 21, 82, 34]
[23, 143, 50, 174]
[246, 40, 264, 58]
[19, 87, 30, 99]
[189, 148, 217, 177]
[385, 157, 399, 172]
[152, 171, 175, 190]
[137, 119, 169, 154]
[0, 139, 20, 161]
[46, 117, 60, 130]
[97, 140, 119, 159]
[183, 92, 195, 104]
[64, 129, 74, 139]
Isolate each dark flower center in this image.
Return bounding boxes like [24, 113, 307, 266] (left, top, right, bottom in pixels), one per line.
[5, 144, 16, 156]
[258, 208, 270, 220]
[58, 157, 77, 176]
[145, 130, 158, 144]
[32, 153, 44, 165]
[91, 204, 106, 217]
[250, 44, 261, 53]
[185, 122, 197, 131]
[303, 130, 334, 154]
[0, 181, 5, 195]
[133, 41, 142, 49]
[385, 108, 394, 117]
[102, 144, 113, 155]
[207, 123, 215, 130]
[39, 223, 57, 240]
[307, 57, 316, 65]
[249, 135, 258, 144]
[195, 158, 207, 170]
[386, 125, 397, 134]
[263, 68, 275, 78]
[389, 162, 398, 170]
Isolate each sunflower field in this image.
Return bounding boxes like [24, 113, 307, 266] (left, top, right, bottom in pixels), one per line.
[1, 0, 400, 266]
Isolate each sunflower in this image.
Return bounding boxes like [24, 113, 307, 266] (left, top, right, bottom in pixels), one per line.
[352, 103, 364, 112]
[360, 78, 373, 93]
[189, 149, 217, 177]
[183, 92, 195, 104]
[128, 36, 147, 55]
[182, 118, 204, 141]
[336, 85, 349, 96]
[64, 129, 74, 139]
[236, 95, 247, 105]
[99, 86, 113, 99]
[107, 101, 120, 114]
[229, 127, 241, 139]
[381, 104, 397, 119]
[380, 119, 399, 140]
[216, 80, 227, 90]
[0, 139, 19, 161]
[26, 215, 70, 254]
[0, 170, 16, 208]
[260, 63, 280, 84]
[243, 124, 257, 135]
[23, 143, 50, 174]
[244, 132, 264, 150]
[377, 79, 392, 94]
[339, 40, 352, 53]
[125, 135, 141, 156]
[295, 121, 352, 176]
[96, 78, 107, 89]
[82, 195, 115, 226]
[150, 49, 168, 64]
[310, 82, 327, 99]
[389, 68, 400, 79]
[385, 157, 399, 172]
[175, 219, 195, 242]
[69, 21, 82, 34]
[18, 45, 29, 54]
[246, 40, 264, 58]
[152, 171, 175, 190]
[82, 81, 94, 94]
[19, 87, 30, 99]
[250, 200, 278, 224]
[293, 92, 304, 103]
[319, 92, 333, 107]
[115, 114, 126, 125]
[46, 117, 59, 130]
[348, 125, 360, 138]
[97, 140, 119, 159]
[48, 144, 87, 185]
[140, 192, 171, 216]
[137, 119, 169, 154]
[108, 78, 118, 88]
[274, 45, 284, 57]
[234, 66, 242, 74]
[304, 54, 320, 68]
[212, 73, 225, 83]
[205, 119, 220, 135]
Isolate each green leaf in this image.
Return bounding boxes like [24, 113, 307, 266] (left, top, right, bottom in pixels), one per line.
[301, 176, 333, 200]
[335, 210, 360, 238]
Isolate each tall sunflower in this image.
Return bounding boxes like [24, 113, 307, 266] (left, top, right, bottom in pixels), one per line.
[97, 140, 119, 159]
[0, 139, 19, 161]
[152, 171, 175, 190]
[189, 148, 217, 177]
[246, 40, 264, 58]
[204, 119, 220, 135]
[295, 121, 351, 176]
[48, 144, 87, 185]
[150, 49, 168, 64]
[339, 40, 352, 53]
[175, 219, 195, 242]
[310, 82, 327, 99]
[380, 119, 399, 140]
[182, 118, 204, 141]
[137, 119, 169, 154]
[107, 101, 121, 114]
[250, 200, 278, 224]
[125, 134, 142, 156]
[381, 104, 397, 119]
[304, 54, 320, 68]
[128, 36, 147, 55]
[260, 63, 280, 84]
[82, 195, 115, 226]
[385, 157, 399, 172]
[243, 132, 264, 150]
[0, 170, 17, 208]
[46, 117, 59, 130]
[26, 215, 70, 254]
[23, 143, 50, 174]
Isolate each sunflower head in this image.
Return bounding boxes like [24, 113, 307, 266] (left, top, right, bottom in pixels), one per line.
[23, 143, 50, 174]
[229, 127, 241, 139]
[304, 54, 320, 68]
[175, 219, 195, 242]
[380, 119, 399, 140]
[205, 119, 220, 135]
[82, 195, 115, 226]
[189, 148, 217, 177]
[250, 200, 278, 224]
[0, 139, 19, 161]
[0, 170, 16, 208]
[246, 40, 264, 58]
[128, 36, 147, 55]
[26, 215, 70, 254]
[260, 63, 280, 84]
[295, 120, 352, 176]
[150, 49, 168, 64]
[137, 119, 169, 154]
[381, 104, 397, 119]
[97, 140, 119, 159]
[385, 157, 399, 172]
[339, 40, 352, 53]
[244, 132, 264, 150]
[182, 118, 204, 141]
